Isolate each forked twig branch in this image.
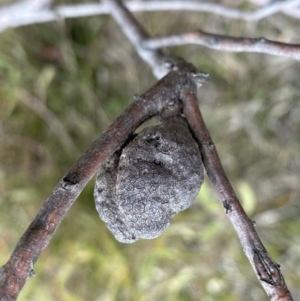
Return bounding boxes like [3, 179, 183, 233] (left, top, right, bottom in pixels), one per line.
[98, 0, 294, 299]
[0, 0, 295, 300]
[101, 0, 166, 78]
[0, 58, 196, 301]
[105, 0, 300, 63]
[1, 1, 299, 61]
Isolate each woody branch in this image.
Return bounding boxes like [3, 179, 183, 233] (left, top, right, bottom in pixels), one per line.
[142, 30, 300, 61]
[104, 0, 294, 300]
[0, 0, 295, 300]
[1, 1, 299, 61]
[0, 63, 195, 300]
[1, 0, 300, 33]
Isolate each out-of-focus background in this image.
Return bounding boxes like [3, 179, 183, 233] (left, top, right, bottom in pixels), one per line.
[0, 0, 300, 300]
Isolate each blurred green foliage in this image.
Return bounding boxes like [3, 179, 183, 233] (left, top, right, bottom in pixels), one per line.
[0, 1, 300, 300]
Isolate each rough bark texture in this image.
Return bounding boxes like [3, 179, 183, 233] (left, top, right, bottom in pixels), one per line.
[94, 116, 204, 243]
[0, 57, 196, 301]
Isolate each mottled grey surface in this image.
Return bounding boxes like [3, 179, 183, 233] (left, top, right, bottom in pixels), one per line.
[94, 116, 204, 243]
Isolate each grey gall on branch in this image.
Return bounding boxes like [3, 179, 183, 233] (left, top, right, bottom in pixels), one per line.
[0, 0, 297, 300]
[103, 0, 294, 300]
[0, 56, 294, 301]
[94, 116, 204, 243]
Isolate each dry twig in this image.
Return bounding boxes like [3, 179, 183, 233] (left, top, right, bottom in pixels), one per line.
[142, 30, 300, 61]
[1, 0, 299, 62]
[0, 0, 295, 300]
[89, 0, 295, 299]
[102, 0, 166, 78]
[181, 78, 293, 301]
[1, 0, 300, 33]
[0, 59, 196, 301]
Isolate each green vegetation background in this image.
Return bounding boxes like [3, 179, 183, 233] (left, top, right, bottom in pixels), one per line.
[0, 1, 299, 300]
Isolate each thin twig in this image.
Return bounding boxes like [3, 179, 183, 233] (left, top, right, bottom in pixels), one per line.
[283, 8, 300, 18]
[181, 77, 294, 301]
[114, 0, 300, 21]
[142, 30, 300, 61]
[1, 1, 299, 64]
[1, 0, 300, 33]
[0, 0, 53, 31]
[0, 61, 196, 301]
[58, 0, 300, 21]
[102, 0, 167, 78]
